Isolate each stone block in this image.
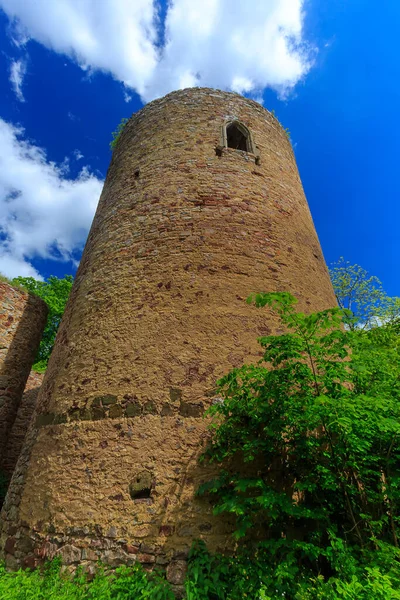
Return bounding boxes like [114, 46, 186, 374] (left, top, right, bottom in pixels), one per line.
[57, 544, 81, 564]
[166, 560, 187, 585]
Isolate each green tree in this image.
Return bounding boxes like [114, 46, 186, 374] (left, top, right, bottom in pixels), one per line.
[198, 292, 400, 597]
[12, 275, 73, 371]
[329, 257, 400, 329]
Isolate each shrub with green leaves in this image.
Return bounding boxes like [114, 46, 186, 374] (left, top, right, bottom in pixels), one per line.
[185, 540, 400, 599]
[196, 292, 400, 598]
[0, 560, 174, 600]
[110, 117, 129, 151]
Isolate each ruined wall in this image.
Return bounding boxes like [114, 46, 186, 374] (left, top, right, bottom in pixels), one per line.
[0, 283, 47, 471]
[0, 89, 337, 580]
[2, 371, 44, 477]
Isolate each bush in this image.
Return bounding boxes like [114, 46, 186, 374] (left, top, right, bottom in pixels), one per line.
[2, 548, 399, 600]
[110, 118, 129, 151]
[196, 292, 400, 598]
[185, 540, 400, 599]
[0, 560, 174, 599]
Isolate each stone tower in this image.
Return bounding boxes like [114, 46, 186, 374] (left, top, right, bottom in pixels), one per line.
[0, 282, 47, 476]
[0, 89, 336, 575]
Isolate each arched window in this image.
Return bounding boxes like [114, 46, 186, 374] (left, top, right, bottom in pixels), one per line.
[216, 120, 260, 163]
[225, 121, 252, 152]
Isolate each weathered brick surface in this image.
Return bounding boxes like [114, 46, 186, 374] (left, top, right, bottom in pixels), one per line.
[2, 371, 44, 477]
[0, 283, 47, 471]
[0, 88, 337, 570]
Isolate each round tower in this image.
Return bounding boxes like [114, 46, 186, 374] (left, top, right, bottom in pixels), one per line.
[0, 89, 336, 575]
[0, 282, 47, 475]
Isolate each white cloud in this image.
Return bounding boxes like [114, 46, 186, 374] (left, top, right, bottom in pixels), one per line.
[73, 149, 84, 160]
[146, 0, 311, 101]
[9, 58, 27, 102]
[0, 0, 312, 102]
[123, 89, 132, 103]
[0, 254, 42, 280]
[0, 119, 103, 279]
[1, 0, 158, 99]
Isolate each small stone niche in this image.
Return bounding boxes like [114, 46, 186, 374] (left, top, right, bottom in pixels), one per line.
[129, 470, 153, 500]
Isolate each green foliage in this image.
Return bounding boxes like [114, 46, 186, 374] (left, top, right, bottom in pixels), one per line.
[12, 275, 73, 370]
[329, 257, 400, 329]
[110, 117, 129, 151]
[0, 274, 12, 285]
[0, 560, 174, 599]
[185, 540, 269, 599]
[197, 292, 400, 597]
[350, 317, 400, 398]
[186, 540, 400, 599]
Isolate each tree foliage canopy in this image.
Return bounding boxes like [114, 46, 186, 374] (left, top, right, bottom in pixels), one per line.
[329, 257, 400, 330]
[198, 292, 400, 597]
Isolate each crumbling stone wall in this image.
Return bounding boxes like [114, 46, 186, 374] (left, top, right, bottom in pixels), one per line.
[1, 371, 44, 477]
[0, 88, 337, 581]
[0, 283, 47, 471]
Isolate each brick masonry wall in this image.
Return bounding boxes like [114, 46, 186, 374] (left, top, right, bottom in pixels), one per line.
[0, 89, 337, 582]
[2, 371, 44, 477]
[0, 283, 47, 472]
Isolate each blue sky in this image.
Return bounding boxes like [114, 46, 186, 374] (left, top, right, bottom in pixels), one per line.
[0, 0, 398, 296]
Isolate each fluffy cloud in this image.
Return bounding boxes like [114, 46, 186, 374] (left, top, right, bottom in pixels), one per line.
[0, 119, 103, 279]
[0, 0, 311, 102]
[145, 0, 310, 100]
[1, 0, 158, 99]
[9, 58, 27, 102]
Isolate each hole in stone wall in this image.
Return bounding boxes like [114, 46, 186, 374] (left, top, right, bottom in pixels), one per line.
[134, 169, 140, 179]
[129, 470, 152, 500]
[226, 123, 248, 151]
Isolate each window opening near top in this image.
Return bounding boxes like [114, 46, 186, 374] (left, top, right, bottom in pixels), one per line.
[226, 122, 249, 151]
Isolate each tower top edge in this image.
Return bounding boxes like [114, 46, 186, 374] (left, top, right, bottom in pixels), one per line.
[129, 87, 285, 132]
